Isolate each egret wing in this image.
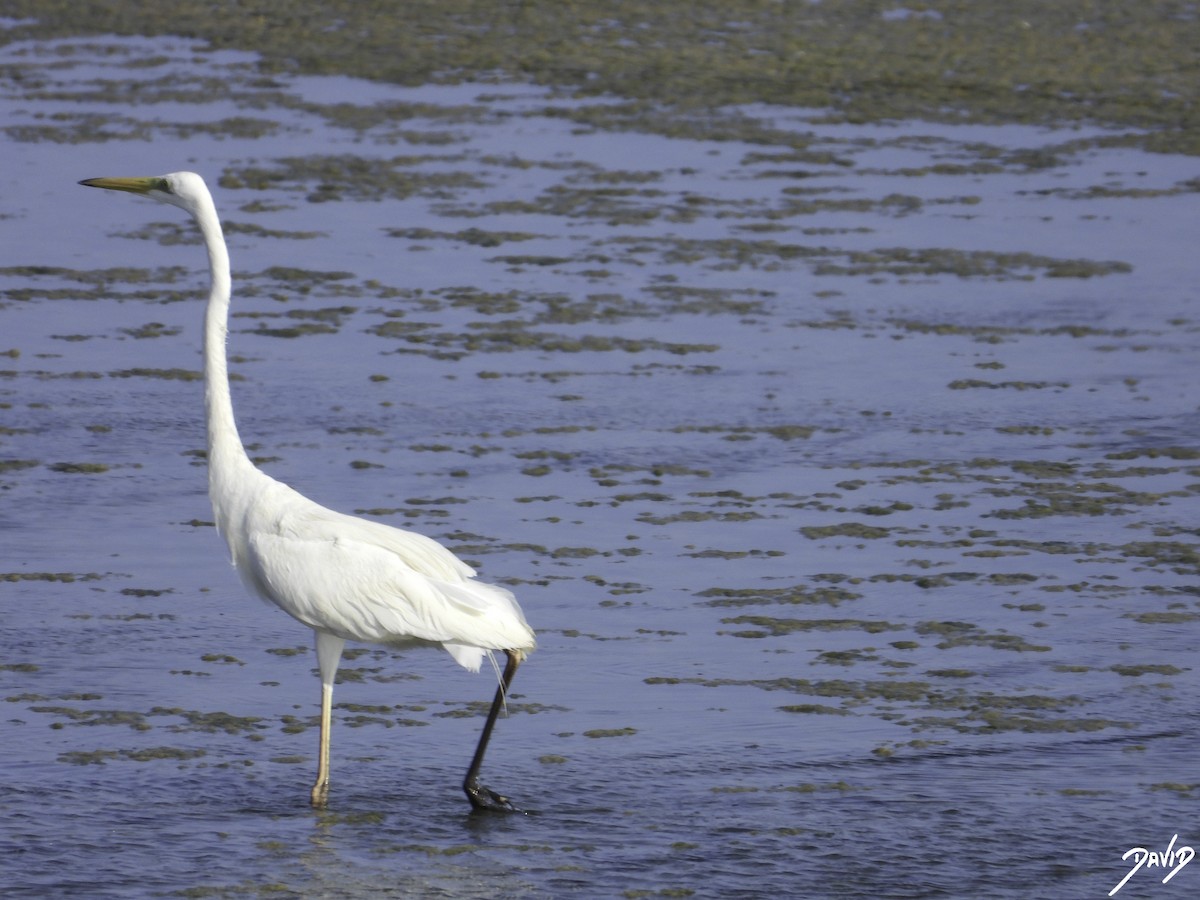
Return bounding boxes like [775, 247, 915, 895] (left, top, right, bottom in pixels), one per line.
[237, 495, 534, 660]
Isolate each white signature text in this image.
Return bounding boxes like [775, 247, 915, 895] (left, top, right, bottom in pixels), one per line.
[1110, 833, 1194, 896]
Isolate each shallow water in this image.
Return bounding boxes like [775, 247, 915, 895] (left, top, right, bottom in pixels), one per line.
[1, 34, 1199, 900]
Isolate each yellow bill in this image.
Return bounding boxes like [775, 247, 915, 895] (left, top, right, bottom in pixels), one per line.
[79, 176, 167, 194]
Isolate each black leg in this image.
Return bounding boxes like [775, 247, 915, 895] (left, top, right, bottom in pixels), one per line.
[463, 649, 524, 812]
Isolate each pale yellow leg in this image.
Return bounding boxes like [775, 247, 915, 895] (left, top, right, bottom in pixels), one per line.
[310, 632, 344, 808]
[310, 681, 333, 807]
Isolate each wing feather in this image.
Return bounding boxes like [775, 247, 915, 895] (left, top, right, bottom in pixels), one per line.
[230, 484, 535, 663]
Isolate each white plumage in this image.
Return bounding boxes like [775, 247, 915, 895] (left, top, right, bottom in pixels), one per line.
[226, 470, 530, 671]
[81, 171, 535, 811]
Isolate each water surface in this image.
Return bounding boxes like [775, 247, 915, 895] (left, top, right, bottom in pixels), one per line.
[1, 33, 1198, 900]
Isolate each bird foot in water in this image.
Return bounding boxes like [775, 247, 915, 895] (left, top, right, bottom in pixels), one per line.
[465, 779, 524, 813]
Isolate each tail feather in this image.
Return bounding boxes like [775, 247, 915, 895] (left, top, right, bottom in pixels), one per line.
[443, 641, 485, 672]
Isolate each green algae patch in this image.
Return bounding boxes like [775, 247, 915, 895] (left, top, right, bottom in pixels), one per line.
[265, 646, 308, 657]
[783, 781, 863, 796]
[1149, 783, 1200, 796]
[1106, 447, 1200, 462]
[29, 706, 151, 731]
[813, 247, 1130, 281]
[48, 462, 110, 474]
[58, 747, 207, 765]
[985, 479, 1187, 521]
[780, 704, 852, 716]
[637, 509, 764, 526]
[645, 675, 932, 705]
[150, 707, 267, 735]
[645, 674, 1126, 736]
[602, 236, 1131, 281]
[926, 669, 976, 679]
[387, 226, 544, 247]
[121, 322, 182, 340]
[671, 424, 818, 442]
[722, 616, 903, 638]
[0, 572, 104, 583]
[949, 379, 1070, 391]
[251, 321, 338, 339]
[914, 621, 1051, 653]
[1, 265, 190, 297]
[699, 585, 862, 608]
[590, 463, 713, 486]
[371, 314, 718, 358]
[200, 654, 245, 666]
[109, 367, 203, 382]
[936, 712, 1129, 736]
[801, 522, 893, 540]
[1124, 612, 1200, 625]
[1118, 542, 1200, 574]
[1109, 664, 1185, 678]
[0, 459, 39, 474]
[584, 727, 637, 738]
[222, 155, 486, 203]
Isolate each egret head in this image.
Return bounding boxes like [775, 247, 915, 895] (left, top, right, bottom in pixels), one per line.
[79, 171, 211, 216]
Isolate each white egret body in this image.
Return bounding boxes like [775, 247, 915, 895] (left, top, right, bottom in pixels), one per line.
[80, 172, 536, 811]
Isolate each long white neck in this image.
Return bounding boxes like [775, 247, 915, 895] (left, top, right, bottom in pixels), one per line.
[194, 195, 257, 519]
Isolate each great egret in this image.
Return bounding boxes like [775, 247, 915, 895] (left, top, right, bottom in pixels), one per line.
[79, 172, 536, 812]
